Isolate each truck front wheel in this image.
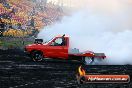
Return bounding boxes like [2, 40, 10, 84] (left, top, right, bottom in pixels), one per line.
[31, 51, 43, 61]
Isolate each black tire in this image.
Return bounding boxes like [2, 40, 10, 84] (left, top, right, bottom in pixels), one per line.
[31, 51, 43, 61]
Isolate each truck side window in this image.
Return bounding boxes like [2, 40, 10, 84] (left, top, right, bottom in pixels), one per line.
[51, 38, 63, 46]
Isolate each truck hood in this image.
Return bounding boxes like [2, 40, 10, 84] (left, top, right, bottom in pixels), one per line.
[26, 43, 47, 47]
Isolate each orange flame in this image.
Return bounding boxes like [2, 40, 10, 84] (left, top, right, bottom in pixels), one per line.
[78, 65, 86, 76]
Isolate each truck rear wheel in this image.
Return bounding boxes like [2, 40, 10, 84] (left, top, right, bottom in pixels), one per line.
[83, 57, 104, 65]
[31, 51, 43, 61]
[83, 57, 94, 65]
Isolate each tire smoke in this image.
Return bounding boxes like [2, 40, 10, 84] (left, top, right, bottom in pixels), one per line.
[38, 0, 132, 65]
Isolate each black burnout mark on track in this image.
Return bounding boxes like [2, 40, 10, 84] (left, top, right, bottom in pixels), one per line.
[0, 49, 132, 88]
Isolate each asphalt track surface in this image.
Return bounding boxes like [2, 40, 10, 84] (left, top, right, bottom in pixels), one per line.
[0, 49, 132, 88]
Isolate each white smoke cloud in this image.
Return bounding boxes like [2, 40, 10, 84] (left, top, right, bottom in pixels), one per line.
[38, 0, 132, 65]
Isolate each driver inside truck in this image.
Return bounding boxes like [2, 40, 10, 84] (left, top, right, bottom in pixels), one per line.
[51, 38, 66, 46]
[51, 34, 66, 46]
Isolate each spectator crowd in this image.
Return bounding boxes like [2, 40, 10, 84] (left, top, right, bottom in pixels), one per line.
[0, 0, 64, 37]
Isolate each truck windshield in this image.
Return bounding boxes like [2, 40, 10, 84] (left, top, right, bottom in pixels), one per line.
[45, 38, 54, 44]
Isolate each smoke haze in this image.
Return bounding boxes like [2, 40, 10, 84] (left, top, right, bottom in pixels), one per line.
[38, 0, 132, 65]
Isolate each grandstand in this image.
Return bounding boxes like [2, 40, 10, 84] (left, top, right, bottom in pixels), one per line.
[0, 0, 64, 37]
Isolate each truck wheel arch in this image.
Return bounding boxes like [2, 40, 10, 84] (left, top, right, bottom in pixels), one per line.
[30, 50, 44, 61]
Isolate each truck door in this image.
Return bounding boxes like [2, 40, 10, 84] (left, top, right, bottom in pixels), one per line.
[46, 37, 68, 59]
